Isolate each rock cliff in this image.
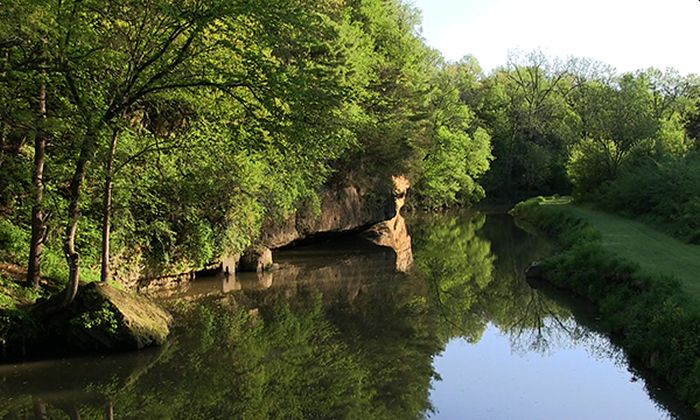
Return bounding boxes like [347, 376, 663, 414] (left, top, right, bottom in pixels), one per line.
[364, 176, 413, 272]
[238, 176, 410, 272]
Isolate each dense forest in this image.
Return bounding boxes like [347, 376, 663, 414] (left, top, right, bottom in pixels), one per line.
[1, 0, 699, 308]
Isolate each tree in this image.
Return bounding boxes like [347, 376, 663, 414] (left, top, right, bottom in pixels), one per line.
[413, 59, 492, 208]
[641, 67, 697, 120]
[568, 74, 658, 195]
[100, 125, 119, 283]
[50, 0, 233, 305]
[49, 0, 350, 304]
[0, 0, 56, 287]
[481, 50, 579, 195]
[26, 64, 47, 288]
[329, 0, 436, 187]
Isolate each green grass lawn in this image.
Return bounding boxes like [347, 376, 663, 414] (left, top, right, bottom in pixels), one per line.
[567, 205, 700, 302]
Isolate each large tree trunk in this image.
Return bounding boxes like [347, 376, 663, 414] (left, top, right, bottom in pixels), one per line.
[27, 80, 47, 287]
[61, 131, 97, 307]
[100, 128, 119, 283]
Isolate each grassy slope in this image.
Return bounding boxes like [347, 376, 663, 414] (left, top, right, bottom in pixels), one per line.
[570, 205, 700, 304]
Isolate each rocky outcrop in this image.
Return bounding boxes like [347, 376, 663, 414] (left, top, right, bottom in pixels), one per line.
[234, 176, 410, 272]
[135, 176, 410, 287]
[262, 176, 408, 249]
[364, 176, 413, 272]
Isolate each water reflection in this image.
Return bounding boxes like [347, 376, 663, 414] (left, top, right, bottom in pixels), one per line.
[0, 213, 691, 419]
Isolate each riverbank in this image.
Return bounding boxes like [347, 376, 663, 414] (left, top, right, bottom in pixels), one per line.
[0, 268, 172, 361]
[511, 196, 700, 413]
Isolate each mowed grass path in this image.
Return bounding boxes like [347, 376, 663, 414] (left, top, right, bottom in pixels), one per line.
[569, 205, 700, 302]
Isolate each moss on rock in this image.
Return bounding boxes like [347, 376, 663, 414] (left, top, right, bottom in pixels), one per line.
[52, 283, 173, 351]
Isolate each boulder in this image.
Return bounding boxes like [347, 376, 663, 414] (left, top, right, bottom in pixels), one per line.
[51, 283, 173, 351]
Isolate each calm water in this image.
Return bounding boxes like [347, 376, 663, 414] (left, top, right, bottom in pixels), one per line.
[0, 213, 693, 419]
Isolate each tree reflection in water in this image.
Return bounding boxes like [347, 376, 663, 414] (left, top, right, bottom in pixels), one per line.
[414, 212, 621, 359]
[0, 212, 681, 418]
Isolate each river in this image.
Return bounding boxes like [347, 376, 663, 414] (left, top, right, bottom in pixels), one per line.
[0, 212, 693, 419]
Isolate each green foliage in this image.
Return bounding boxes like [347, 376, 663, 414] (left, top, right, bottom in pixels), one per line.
[480, 51, 578, 196]
[412, 61, 494, 208]
[0, 153, 32, 215]
[0, 219, 75, 283]
[566, 138, 615, 197]
[0, 274, 43, 310]
[470, 56, 700, 202]
[567, 74, 659, 195]
[600, 156, 700, 244]
[656, 114, 694, 156]
[0, 274, 42, 355]
[414, 126, 489, 208]
[566, 68, 699, 198]
[69, 302, 119, 334]
[0, 219, 28, 264]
